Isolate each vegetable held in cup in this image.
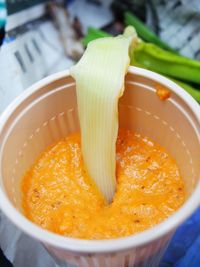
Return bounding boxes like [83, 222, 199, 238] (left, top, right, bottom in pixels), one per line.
[71, 27, 137, 202]
[132, 42, 200, 85]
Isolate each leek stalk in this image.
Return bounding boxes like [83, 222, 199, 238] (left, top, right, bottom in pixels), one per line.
[70, 27, 135, 202]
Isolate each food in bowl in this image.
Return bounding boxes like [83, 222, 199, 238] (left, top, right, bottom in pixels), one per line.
[22, 130, 185, 239]
[21, 27, 185, 240]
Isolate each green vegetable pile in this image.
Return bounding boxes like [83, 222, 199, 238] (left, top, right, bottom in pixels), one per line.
[82, 12, 200, 103]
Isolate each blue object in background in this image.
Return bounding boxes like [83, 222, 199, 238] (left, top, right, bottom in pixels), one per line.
[66, 0, 76, 6]
[160, 207, 200, 267]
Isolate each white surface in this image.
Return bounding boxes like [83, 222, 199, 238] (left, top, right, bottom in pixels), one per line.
[6, 4, 46, 31]
[0, 20, 74, 114]
[156, 0, 200, 59]
[0, 19, 73, 267]
[68, 0, 113, 33]
[0, 213, 57, 267]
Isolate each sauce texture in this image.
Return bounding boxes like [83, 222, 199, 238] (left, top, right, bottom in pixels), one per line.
[22, 130, 185, 239]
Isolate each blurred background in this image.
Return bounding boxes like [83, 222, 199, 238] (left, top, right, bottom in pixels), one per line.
[0, 0, 200, 266]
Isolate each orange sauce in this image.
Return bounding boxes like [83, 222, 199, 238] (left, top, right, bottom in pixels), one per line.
[22, 130, 185, 239]
[156, 85, 171, 100]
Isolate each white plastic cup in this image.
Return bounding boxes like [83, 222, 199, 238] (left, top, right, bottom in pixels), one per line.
[0, 67, 200, 267]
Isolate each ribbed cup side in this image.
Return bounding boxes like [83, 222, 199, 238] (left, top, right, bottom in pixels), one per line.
[45, 231, 173, 267]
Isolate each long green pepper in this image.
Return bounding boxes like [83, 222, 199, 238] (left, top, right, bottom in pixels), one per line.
[124, 12, 177, 53]
[132, 42, 200, 85]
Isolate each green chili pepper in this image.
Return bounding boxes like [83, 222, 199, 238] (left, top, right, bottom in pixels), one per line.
[132, 42, 200, 85]
[124, 12, 177, 53]
[169, 78, 200, 103]
[82, 27, 111, 46]
[87, 27, 111, 38]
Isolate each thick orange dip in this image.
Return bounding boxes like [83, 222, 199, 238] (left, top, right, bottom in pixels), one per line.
[22, 130, 185, 239]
